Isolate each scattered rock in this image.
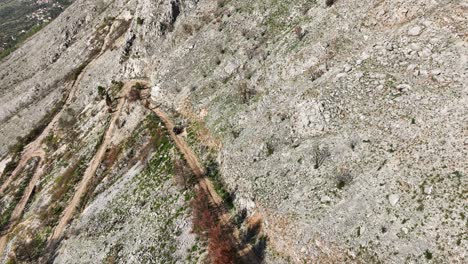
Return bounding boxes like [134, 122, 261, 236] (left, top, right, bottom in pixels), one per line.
[321, 195, 332, 203]
[388, 194, 400, 206]
[424, 186, 433, 195]
[408, 26, 422, 36]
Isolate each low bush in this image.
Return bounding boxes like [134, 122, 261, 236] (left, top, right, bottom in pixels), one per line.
[335, 167, 353, 189]
[13, 231, 47, 262]
[97, 86, 107, 98]
[133, 82, 147, 90]
[136, 17, 144, 25]
[326, 0, 335, 7]
[294, 26, 305, 40]
[206, 160, 234, 209]
[182, 24, 193, 35]
[40, 159, 83, 226]
[217, 0, 227, 8]
[173, 126, 184, 135]
[238, 82, 255, 103]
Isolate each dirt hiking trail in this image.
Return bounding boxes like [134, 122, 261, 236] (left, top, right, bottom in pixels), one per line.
[50, 79, 147, 241]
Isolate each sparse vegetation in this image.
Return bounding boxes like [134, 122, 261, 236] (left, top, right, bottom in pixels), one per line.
[97, 86, 107, 98]
[40, 158, 84, 227]
[136, 17, 144, 25]
[0, 158, 39, 232]
[217, 0, 227, 9]
[127, 87, 141, 102]
[238, 82, 255, 103]
[0, 23, 49, 62]
[182, 24, 194, 35]
[326, 0, 335, 7]
[12, 229, 49, 262]
[335, 167, 353, 189]
[312, 143, 330, 169]
[294, 26, 305, 40]
[424, 249, 433, 260]
[133, 82, 147, 90]
[111, 80, 124, 91]
[349, 135, 359, 151]
[206, 160, 234, 209]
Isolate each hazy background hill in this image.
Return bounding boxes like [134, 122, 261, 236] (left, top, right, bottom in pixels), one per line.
[0, 0, 74, 57]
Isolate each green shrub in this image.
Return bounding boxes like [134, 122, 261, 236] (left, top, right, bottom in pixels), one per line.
[0, 23, 48, 62]
[97, 86, 106, 98]
[13, 231, 48, 262]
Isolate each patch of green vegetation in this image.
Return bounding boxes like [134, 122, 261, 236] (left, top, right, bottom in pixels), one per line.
[262, 0, 300, 36]
[98, 16, 115, 31]
[266, 141, 275, 156]
[40, 157, 87, 227]
[0, 22, 48, 61]
[424, 249, 433, 260]
[84, 113, 202, 263]
[5, 95, 66, 176]
[43, 132, 60, 152]
[110, 80, 124, 94]
[205, 159, 234, 210]
[0, 159, 39, 231]
[97, 86, 106, 98]
[13, 227, 51, 262]
[185, 121, 202, 147]
[104, 242, 124, 264]
[136, 17, 144, 25]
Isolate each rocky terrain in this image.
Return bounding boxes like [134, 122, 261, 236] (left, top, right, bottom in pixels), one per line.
[0, 0, 466, 263]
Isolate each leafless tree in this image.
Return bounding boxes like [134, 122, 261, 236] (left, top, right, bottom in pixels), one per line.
[313, 143, 330, 169]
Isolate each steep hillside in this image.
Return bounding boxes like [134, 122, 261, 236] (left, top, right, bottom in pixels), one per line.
[0, 0, 466, 263]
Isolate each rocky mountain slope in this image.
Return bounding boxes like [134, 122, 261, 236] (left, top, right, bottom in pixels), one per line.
[0, 0, 466, 263]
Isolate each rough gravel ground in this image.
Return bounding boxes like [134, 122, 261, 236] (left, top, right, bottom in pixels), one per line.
[0, 0, 466, 263]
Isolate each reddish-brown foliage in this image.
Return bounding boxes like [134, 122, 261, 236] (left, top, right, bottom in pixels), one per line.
[127, 88, 141, 102]
[191, 188, 240, 263]
[103, 145, 121, 167]
[191, 189, 217, 235]
[209, 224, 238, 264]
